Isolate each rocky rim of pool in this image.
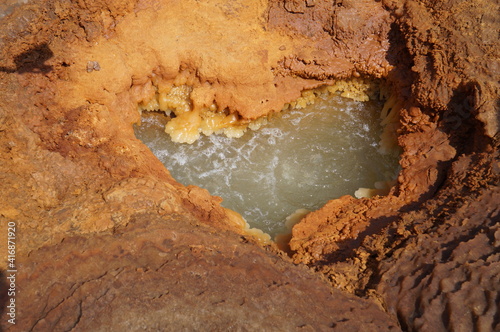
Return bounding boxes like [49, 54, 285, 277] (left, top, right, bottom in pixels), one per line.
[0, 0, 498, 330]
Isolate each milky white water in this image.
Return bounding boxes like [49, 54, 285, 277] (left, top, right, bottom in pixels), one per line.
[134, 92, 399, 237]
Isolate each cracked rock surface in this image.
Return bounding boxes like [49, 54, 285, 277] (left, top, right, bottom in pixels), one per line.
[0, 0, 498, 330]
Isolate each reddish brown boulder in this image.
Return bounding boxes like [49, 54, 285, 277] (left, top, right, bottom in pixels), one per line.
[0, 0, 498, 330]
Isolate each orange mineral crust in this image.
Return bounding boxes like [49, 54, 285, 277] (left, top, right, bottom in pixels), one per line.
[0, 0, 498, 330]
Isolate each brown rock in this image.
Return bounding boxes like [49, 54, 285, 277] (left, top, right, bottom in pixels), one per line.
[0, 0, 498, 330]
[2, 213, 401, 331]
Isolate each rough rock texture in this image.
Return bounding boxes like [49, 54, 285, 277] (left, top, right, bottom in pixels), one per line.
[285, 0, 500, 331]
[0, 0, 498, 331]
[4, 213, 401, 331]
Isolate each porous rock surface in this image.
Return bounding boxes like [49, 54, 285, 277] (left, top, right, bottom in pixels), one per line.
[0, 0, 498, 331]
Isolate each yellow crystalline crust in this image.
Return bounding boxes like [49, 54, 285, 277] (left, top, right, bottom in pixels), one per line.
[223, 208, 272, 245]
[138, 84, 266, 144]
[137, 77, 384, 144]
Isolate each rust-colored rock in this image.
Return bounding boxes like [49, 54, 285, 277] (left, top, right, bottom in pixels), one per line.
[3, 213, 401, 331]
[286, 0, 500, 330]
[0, 0, 498, 330]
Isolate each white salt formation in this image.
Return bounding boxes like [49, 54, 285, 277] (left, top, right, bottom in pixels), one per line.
[134, 88, 400, 237]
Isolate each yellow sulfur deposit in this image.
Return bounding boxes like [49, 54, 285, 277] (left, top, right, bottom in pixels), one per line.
[223, 207, 272, 245]
[325, 78, 379, 102]
[137, 75, 390, 145]
[137, 76, 257, 143]
[138, 84, 256, 144]
[158, 85, 193, 114]
[165, 108, 202, 144]
[354, 179, 398, 198]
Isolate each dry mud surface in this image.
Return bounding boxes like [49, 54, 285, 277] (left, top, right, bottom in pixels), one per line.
[0, 0, 498, 331]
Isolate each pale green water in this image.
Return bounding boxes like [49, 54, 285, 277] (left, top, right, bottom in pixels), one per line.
[134, 92, 399, 237]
